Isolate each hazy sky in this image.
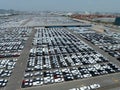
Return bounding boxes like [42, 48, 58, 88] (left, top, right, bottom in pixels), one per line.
[0, 0, 119, 12]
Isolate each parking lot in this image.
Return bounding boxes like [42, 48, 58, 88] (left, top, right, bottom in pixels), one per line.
[21, 27, 120, 88]
[0, 59, 17, 88]
[69, 27, 120, 62]
[0, 27, 32, 58]
[0, 26, 33, 90]
[0, 14, 120, 90]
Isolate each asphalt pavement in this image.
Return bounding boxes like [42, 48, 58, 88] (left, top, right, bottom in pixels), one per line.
[4, 27, 36, 90]
[2, 24, 120, 90]
[17, 27, 120, 90]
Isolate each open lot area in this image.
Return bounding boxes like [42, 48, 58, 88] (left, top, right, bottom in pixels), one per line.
[69, 27, 120, 62]
[0, 27, 32, 58]
[21, 27, 120, 89]
[25, 16, 79, 26]
[0, 15, 32, 28]
[0, 14, 120, 90]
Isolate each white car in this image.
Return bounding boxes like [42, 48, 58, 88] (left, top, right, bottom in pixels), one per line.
[90, 84, 100, 89]
[80, 86, 90, 90]
[83, 74, 92, 78]
[69, 88, 79, 90]
[54, 78, 64, 83]
[33, 81, 43, 86]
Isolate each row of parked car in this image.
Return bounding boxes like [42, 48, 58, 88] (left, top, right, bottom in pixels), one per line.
[0, 27, 32, 58]
[80, 33, 120, 46]
[38, 45, 94, 55]
[69, 84, 100, 90]
[99, 45, 120, 58]
[27, 52, 109, 70]
[22, 27, 120, 88]
[0, 59, 17, 87]
[22, 62, 120, 88]
[33, 28, 83, 46]
[104, 31, 120, 61]
[72, 27, 120, 63]
[77, 30, 120, 61]
[105, 31, 120, 40]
